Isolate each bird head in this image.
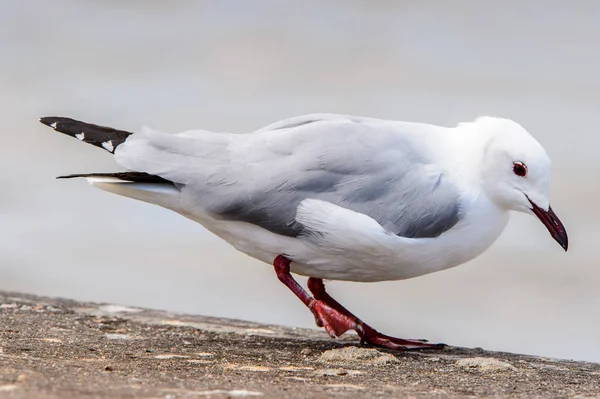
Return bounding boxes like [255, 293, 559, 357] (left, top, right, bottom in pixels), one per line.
[474, 117, 568, 251]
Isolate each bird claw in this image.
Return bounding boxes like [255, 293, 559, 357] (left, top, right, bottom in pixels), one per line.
[360, 333, 445, 351]
[356, 323, 444, 350]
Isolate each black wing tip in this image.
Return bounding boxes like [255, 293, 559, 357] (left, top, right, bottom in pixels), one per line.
[55, 172, 174, 185]
[39, 116, 132, 154]
[40, 116, 73, 128]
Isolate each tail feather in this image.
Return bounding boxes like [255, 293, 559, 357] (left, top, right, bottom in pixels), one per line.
[40, 116, 131, 153]
[58, 172, 182, 210]
[41, 117, 182, 210]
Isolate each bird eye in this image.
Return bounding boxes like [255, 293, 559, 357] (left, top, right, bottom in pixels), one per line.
[513, 161, 527, 177]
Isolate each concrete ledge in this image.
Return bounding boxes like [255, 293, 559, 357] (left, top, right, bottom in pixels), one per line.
[0, 291, 598, 398]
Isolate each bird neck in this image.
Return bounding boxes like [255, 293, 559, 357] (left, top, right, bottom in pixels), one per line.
[436, 125, 491, 196]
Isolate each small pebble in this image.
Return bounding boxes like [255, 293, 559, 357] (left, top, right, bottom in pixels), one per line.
[300, 348, 313, 356]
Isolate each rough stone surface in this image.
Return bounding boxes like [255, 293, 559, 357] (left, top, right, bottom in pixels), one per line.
[456, 357, 517, 372]
[0, 291, 599, 398]
[318, 346, 399, 365]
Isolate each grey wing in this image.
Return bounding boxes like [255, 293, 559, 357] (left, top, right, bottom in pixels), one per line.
[115, 117, 460, 238]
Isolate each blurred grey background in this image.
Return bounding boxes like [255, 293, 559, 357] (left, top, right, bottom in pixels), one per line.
[1, 1, 598, 362]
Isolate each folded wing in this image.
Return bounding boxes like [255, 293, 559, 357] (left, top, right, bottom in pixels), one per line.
[115, 116, 461, 239]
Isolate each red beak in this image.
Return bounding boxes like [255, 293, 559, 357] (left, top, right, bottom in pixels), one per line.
[529, 200, 568, 251]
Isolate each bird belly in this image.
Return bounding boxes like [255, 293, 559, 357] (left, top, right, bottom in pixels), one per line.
[181, 198, 509, 283]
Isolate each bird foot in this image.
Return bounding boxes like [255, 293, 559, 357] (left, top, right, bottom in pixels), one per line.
[308, 300, 362, 338]
[307, 300, 443, 350]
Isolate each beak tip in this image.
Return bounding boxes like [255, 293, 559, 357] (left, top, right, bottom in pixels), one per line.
[529, 200, 568, 252]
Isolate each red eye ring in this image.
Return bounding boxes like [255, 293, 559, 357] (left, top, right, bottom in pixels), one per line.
[513, 161, 527, 177]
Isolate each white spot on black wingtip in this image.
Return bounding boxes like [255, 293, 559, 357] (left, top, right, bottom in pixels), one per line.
[75, 133, 85, 141]
[50, 122, 58, 129]
[102, 140, 114, 152]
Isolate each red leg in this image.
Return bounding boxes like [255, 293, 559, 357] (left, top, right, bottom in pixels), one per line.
[273, 255, 358, 338]
[307, 277, 445, 351]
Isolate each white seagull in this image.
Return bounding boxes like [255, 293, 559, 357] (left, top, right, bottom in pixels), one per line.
[40, 114, 568, 350]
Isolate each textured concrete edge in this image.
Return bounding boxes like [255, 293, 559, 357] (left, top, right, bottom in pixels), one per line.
[1, 290, 597, 367]
[2, 291, 334, 341]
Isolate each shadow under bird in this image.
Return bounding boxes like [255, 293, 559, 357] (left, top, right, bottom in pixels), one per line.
[40, 113, 568, 350]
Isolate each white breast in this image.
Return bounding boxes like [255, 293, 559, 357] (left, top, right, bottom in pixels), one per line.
[389, 195, 509, 280]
